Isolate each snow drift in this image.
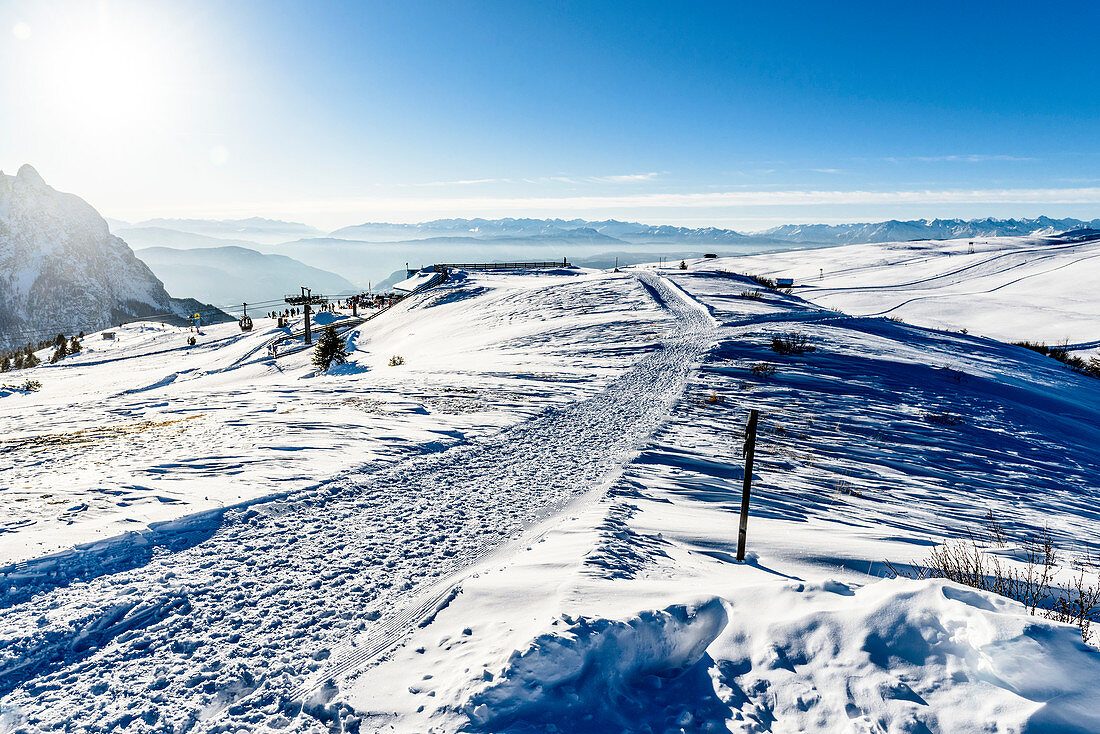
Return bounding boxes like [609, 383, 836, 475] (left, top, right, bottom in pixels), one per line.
[464, 580, 1100, 733]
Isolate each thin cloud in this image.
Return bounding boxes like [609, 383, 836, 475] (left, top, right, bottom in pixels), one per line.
[404, 177, 511, 187]
[524, 172, 662, 185]
[883, 154, 1036, 163]
[588, 172, 661, 183]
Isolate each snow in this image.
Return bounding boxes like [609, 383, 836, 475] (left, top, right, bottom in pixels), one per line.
[690, 230, 1100, 348]
[1, 233, 1099, 732]
[392, 269, 440, 293]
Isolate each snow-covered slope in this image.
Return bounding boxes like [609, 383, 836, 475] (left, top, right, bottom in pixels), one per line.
[0, 166, 217, 350]
[136, 245, 359, 306]
[1, 248, 1098, 732]
[697, 229, 1100, 348]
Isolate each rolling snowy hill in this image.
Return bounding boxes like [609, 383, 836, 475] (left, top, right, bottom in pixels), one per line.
[0, 166, 222, 351]
[704, 228, 1100, 350]
[1, 237, 1098, 732]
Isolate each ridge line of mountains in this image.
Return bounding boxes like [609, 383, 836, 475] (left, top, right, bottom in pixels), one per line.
[4, 163, 1098, 350]
[112, 214, 1100, 247]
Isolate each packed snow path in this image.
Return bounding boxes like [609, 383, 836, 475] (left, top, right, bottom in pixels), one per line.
[0, 273, 715, 733]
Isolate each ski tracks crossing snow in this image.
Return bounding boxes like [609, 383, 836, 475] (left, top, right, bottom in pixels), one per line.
[0, 272, 715, 733]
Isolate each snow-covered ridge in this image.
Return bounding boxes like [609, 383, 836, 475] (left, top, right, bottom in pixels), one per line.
[0, 165, 221, 350]
[325, 215, 1100, 246]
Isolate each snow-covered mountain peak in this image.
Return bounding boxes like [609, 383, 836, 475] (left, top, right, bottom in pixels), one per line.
[15, 163, 47, 188]
[0, 166, 217, 349]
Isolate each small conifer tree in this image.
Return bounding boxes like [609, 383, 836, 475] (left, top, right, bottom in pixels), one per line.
[51, 343, 67, 362]
[69, 336, 82, 354]
[0, 355, 9, 372]
[679, 260, 687, 270]
[312, 325, 349, 371]
[54, 333, 66, 348]
[23, 350, 40, 368]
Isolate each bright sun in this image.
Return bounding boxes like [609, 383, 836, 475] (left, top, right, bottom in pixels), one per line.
[29, 5, 190, 143]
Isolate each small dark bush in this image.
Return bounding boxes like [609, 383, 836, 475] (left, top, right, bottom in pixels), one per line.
[388, 355, 405, 366]
[1013, 341, 1100, 379]
[747, 274, 777, 289]
[750, 362, 777, 377]
[771, 333, 815, 355]
[923, 411, 964, 426]
[739, 290, 762, 300]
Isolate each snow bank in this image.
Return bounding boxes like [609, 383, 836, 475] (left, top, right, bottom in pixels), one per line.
[465, 598, 728, 730]
[464, 580, 1100, 733]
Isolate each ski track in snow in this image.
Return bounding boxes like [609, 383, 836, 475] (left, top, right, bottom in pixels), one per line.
[0, 273, 714, 733]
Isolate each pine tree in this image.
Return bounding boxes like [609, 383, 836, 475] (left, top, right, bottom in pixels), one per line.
[312, 325, 349, 371]
[69, 336, 82, 354]
[51, 342, 68, 363]
[23, 350, 40, 368]
[0, 355, 9, 372]
[54, 333, 66, 348]
[679, 260, 687, 270]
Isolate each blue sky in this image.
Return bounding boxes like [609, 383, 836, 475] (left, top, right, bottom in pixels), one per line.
[2, 0, 1098, 230]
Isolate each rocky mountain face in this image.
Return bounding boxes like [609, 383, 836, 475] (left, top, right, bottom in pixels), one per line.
[0, 165, 218, 350]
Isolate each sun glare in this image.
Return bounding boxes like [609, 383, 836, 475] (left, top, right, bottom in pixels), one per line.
[23, 4, 194, 146]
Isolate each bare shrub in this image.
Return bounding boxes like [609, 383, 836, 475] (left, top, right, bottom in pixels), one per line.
[750, 362, 777, 377]
[705, 390, 724, 404]
[739, 290, 762, 300]
[922, 411, 963, 426]
[747, 274, 777, 289]
[886, 514, 1100, 645]
[771, 333, 815, 355]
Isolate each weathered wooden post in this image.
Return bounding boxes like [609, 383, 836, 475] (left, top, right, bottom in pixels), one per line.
[736, 409, 759, 561]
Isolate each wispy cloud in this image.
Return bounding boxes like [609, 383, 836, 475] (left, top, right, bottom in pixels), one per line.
[588, 172, 662, 183]
[883, 154, 1036, 163]
[404, 172, 663, 188]
[404, 177, 511, 187]
[522, 172, 663, 185]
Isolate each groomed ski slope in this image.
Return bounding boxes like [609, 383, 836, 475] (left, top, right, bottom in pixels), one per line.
[0, 269, 665, 566]
[336, 257, 1100, 734]
[2, 239, 1100, 733]
[0, 270, 712, 730]
[707, 229, 1100, 352]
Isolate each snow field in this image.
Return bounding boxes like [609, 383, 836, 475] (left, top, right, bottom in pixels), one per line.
[336, 259, 1100, 732]
[2, 241, 1100, 733]
[0, 269, 710, 731]
[0, 269, 664, 568]
[682, 231, 1100, 351]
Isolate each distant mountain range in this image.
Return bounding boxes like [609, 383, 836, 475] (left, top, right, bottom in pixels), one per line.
[136, 246, 358, 307]
[109, 217, 323, 245]
[330, 216, 1100, 246]
[0, 166, 224, 351]
[758, 216, 1100, 245]
[330, 218, 755, 244]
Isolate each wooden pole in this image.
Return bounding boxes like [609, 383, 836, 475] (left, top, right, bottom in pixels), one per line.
[736, 409, 759, 561]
